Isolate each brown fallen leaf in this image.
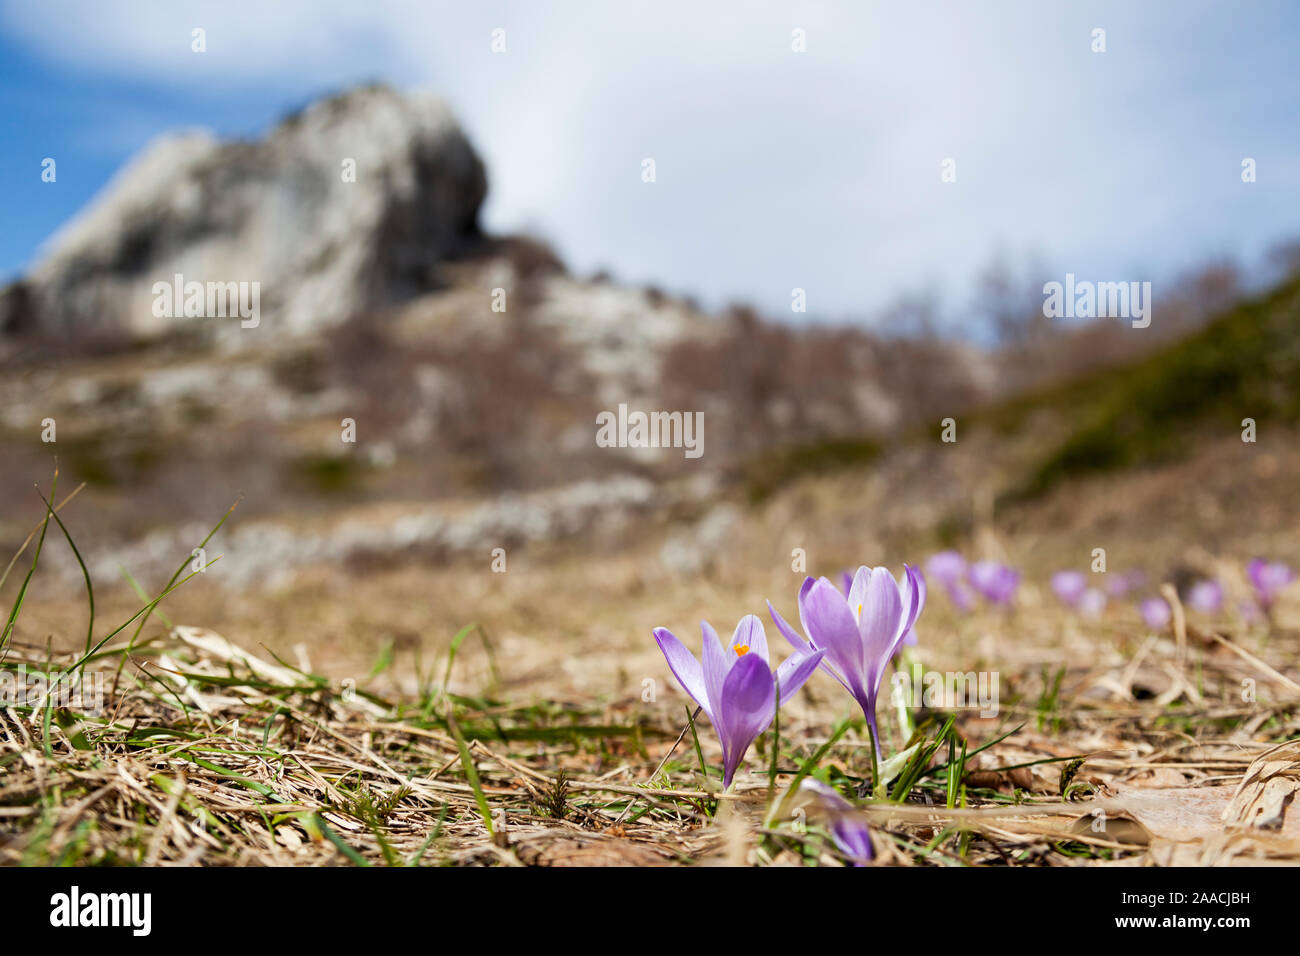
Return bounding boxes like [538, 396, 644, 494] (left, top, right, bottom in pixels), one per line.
[1068, 810, 1152, 846]
[1126, 767, 1189, 789]
[515, 836, 672, 867]
[1104, 784, 1300, 842]
[965, 767, 1035, 792]
[1222, 740, 1300, 831]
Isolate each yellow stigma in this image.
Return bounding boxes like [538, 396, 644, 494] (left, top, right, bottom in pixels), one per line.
[732, 644, 749, 657]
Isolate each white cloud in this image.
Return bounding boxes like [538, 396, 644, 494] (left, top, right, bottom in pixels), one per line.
[4, 0, 1297, 322]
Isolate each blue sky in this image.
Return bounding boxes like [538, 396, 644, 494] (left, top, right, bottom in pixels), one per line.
[2, 0, 1298, 326]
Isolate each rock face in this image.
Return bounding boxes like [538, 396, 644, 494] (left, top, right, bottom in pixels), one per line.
[5, 85, 487, 338]
[0, 82, 1006, 592]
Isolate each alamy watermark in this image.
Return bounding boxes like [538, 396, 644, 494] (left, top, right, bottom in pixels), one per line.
[151, 272, 260, 328]
[1042, 273, 1151, 328]
[890, 661, 999, 717]
[50, 886, 151, 936]
[595, 403, 703, 459]
[0, 664, 106, 715]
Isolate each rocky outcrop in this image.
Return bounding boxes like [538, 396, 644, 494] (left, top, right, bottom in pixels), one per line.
[0, 83, 1007, 596]
[5, 85, 487, 339]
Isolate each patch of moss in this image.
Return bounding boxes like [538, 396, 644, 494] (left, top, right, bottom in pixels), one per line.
[745, 436, 881, 503]
[296, 453, 362, 494]
[1012, 277, 1300, 499]
[61, 432, 160, 488]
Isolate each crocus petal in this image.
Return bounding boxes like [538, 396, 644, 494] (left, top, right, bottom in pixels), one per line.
[767, 600, 813, 654]
[796, 575, 817, 641]
[652, 627, 710, 719]
[717, 652, 776, 787]
[775, 648, 826, 706]
[769, 599, 853, 693]
[858, 567, 903, 678]
[898, 564, 926, 646]
[731, 614, 769, 664]
[894, 564, 924, 649]
[830, 815, 875, 865]
[799, 779, 851, 809]
[802, 577, 869, 698]
[700, 620, 731, 715]
[799, 780, 872, 864]
[847, 566, 871, 624]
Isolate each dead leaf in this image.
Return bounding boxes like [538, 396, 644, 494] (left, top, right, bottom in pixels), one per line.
[965, 767, 1035, 791]
[515, 836, 670, 867]
[1069, 810, 1151, 846]
[1222, 740, 1300, 831]
[1126, 767, 1189, 789]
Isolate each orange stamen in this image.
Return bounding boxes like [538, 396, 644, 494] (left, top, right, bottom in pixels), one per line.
[733, 644, 749, 657]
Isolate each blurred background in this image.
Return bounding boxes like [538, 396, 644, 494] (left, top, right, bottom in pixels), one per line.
[1, 1, 1298, 699]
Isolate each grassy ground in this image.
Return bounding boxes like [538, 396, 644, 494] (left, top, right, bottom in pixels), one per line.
[4, 439, 1300, 866]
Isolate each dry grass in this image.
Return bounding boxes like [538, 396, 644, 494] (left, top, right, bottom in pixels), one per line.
[4, 588, 1299, 866]
[5, 415, 1300, 867]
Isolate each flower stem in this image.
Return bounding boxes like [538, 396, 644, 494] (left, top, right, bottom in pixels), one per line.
[866, 713, 880, 796]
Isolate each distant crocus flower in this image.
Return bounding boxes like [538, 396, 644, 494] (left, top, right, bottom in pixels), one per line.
[768, 565, 924, 753]
[799, 779, 873, 865]
[925, 552, 972, 611]
[1139, 596, 1171, 631]
[1107, 570, 1146, 599]
[1186, 579, 1223, 615]
[1051, 571, 1087, 607]
[653, 616, 823, 789]
[926, 551, 966, 588]
[1237, 600, 1264, 624]
[1078, 587, 1107, 619]
[968, 561, 1020, 606]
[945, 580, 976, 612]
[1247, 559, 1295, 610]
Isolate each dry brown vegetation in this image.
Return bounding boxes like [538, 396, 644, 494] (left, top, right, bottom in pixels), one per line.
[4, 408, 1300, 866]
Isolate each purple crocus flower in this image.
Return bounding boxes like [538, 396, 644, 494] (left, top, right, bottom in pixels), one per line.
[926, 551, 974, 611]
[799, 780, 873, 865]
[945, 580, 975, 612]
[1247, 559, 1295, 610]
[1237, 600, 1264, 624]
[968, 561, 1020, 606]
[768, 565, 924, 754]
[1051, 571, 1087, 607]
[926, 551, 966, 588]
[1107, 570, 1146, 599]
[1139, 596, 1171, 631]
[1078, 587, 1107, 619]
[1186, 579, 1223, 615]
[653, 616, 824, 788]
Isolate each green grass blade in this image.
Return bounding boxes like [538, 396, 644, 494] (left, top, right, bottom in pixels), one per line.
[1, 472, 58, 656]
[34, 489, 94, 657]
[446, 709, 494, 838]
